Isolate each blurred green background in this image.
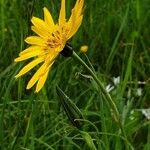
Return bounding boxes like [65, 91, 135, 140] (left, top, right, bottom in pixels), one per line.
[0, 0, 150, 149]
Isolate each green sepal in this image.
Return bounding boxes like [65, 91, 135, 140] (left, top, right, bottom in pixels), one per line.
[56, 86, 83, 129]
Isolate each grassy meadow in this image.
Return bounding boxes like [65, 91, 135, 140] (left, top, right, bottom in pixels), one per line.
[0, 0, 150, 149]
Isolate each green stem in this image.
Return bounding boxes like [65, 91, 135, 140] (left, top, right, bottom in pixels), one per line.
[72, 51, 130, 149]
[73, 51, 120, 123]
[80, 130, 97, 150]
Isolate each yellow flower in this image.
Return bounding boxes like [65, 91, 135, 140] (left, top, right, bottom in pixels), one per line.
[15, 0, 84, 92]
[80, 45, 88, 53]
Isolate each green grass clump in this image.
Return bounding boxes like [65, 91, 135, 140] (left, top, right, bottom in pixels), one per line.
[0, 0, 150, 149]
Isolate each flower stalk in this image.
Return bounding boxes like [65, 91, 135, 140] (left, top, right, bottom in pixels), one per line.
[72, 51, 130, 144]
[72, 51, 132, 149]
[73, 51, 120, 122]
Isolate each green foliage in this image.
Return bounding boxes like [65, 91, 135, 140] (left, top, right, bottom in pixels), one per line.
[0, 0, 150, 149]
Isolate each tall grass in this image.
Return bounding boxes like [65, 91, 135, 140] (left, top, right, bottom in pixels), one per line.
[0, 0, 150, 149]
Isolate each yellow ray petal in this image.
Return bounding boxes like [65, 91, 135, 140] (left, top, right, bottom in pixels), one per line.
[25, 36, 45, 46]
[35, 69, 49, 93]
[15, 57, 44, 78]
[43, 7, 55, 27]
[73, 0, 84, 16]
[68, 15, 83, 39]
[19, 46, 41, 56]
[15, 48, 44, 62]
[67, 0, 84, 39]
[31, 26, 47, 39]
[31, 17, 53, 34]
[77, 0, 84, 12]
[35, 61, 54, 92]
[26, 63, 47, 90]
[59, 0, 66, 26]
[45, 48, 59, 64]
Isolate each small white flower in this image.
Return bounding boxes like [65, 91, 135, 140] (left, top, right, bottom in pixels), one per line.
[113, 76, 120, 85]
[106, 84, 114, 93]
[136, 88, 142, 97]
[141, 109, 150, 120]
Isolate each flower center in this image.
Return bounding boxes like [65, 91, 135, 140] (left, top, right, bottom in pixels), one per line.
[46, 30, 62, 49]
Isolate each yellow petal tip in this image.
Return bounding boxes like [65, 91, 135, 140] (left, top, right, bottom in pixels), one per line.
[35, 89, 40, 93]
[15, 75, 19, 78]
[26, 86, 30, 90]
[43, 7, 47, 10]
[14, 58, 19, 62]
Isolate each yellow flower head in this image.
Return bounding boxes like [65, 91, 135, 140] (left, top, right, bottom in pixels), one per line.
[15, 0, 84, 92]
